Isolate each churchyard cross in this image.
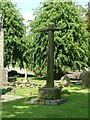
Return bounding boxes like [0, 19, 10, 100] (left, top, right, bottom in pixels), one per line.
[39, 24, 62, 88]
[30, 24, 64, 104]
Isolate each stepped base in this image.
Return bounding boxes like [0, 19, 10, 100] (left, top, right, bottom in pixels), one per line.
[30, 98, 65, 105]
[30, 86, 64, 105]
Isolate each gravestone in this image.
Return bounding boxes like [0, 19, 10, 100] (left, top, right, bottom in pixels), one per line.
[0, 14, 8, 84]
[81, 68, 90, 87]
[60, 74, 70, 87]
[38, 24, 63, 102]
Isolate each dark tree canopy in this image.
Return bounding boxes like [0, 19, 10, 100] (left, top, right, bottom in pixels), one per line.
[1, 0, 27, 68]
[87, 2, 90, 66]
[28, 1, 88, 77]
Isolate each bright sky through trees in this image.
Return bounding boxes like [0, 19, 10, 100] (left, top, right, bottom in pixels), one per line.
[11, 0, 89, 24]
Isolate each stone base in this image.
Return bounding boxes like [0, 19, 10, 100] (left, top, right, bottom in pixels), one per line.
[30, 98, 64, 105]
[38, 87, 61, 100]
[30, 87, 63, 105]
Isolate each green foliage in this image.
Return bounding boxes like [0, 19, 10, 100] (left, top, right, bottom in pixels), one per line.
[28, 1, 88, 77]
[1, 0, 27, 68]
[86, 2, 90, 31]
[83, 2, 90, 67]
[86, 2, 90, 66]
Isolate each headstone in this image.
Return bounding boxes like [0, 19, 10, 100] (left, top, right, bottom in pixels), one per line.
[81, 68, 90, 87]
[60, 74, 70, 87]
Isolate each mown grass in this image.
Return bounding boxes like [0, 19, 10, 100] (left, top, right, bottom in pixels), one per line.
[1, 77, 89, 119]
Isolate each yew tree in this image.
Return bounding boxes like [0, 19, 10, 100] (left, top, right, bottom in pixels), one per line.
[1, 0, 28, 68]
[28, 1, 88, 77]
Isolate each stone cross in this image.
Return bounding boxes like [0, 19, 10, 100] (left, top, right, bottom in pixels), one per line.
[39, 24, 62, 88]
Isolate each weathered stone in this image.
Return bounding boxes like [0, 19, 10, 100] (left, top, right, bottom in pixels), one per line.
[45, 99, 64, 105]
[60, 74, 70, 87]
[37, 24, 63, 104]
[39, 24, 62, 88]
[67, 71, 82, 80]
[0, 15, 8, 84]
[30, 98, 64, 105]
[30, 98, 39, 104]
[38, 87, 61, 100]
[0, 68, 8, 84]
[81, 70, 90, 87]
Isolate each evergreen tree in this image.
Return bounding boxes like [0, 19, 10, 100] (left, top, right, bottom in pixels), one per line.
[28, 1, 88, 77]
[1, 0, 27, 68]
[87, 1, 90, 66]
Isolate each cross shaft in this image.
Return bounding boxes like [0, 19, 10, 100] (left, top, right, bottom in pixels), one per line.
[39, 24, 61, 88]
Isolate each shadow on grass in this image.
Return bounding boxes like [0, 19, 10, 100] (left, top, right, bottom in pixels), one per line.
[0, 88, 12, 96]
[2, 91, 89, 119]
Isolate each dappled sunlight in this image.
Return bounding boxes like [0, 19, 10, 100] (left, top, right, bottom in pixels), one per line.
[1, 77, 89, 118]
[13, 106, 30, 109]
[0, 74, 89, 118]
[1, 0, 90, 119]
[62, 85, 89, 94]
[2, 88, 88, 118]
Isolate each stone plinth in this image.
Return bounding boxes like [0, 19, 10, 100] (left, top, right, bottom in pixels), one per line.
[30, 84, 63, 105]
[38, 87, 61, 100]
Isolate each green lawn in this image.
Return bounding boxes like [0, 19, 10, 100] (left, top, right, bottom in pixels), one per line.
[1, 77, 89, 118]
